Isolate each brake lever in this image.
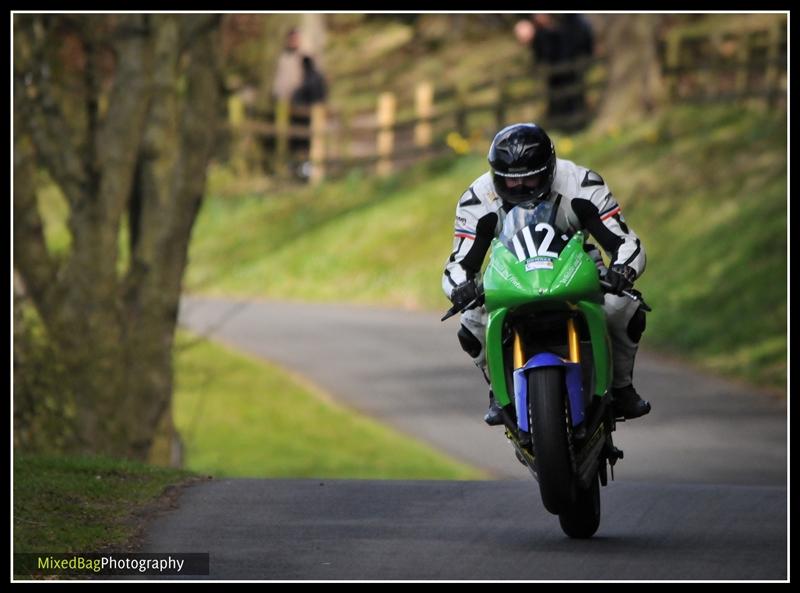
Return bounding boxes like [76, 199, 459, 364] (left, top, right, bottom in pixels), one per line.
[599, 280, 652, 312]
[440, 293, 485, 322]
[441, 306, 458, 322]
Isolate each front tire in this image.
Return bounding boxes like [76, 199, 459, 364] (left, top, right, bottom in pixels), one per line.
[529, 367, 574, 515]
[558, 472, 601, 538]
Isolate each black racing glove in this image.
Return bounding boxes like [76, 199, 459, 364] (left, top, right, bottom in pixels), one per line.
[450, 279, 480, 311]
[605, 264, 636, 295]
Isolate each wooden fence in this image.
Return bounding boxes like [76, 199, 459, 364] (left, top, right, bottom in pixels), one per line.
[229, 17, 786, 185]
[661, 16, 787, 105]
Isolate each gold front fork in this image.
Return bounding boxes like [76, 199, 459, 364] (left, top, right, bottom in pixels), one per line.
[515, 317, 580, 368]
[513, 330, 525, 369]
[567, 317, 581, 364]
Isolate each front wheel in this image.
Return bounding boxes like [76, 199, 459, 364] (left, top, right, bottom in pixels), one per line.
[558, 472, 601, 539]
[529, 367, 574, 514]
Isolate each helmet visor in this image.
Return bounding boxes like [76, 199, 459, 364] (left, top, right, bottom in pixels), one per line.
[494, 168, 552, 203]
[501, 173, 545, 190]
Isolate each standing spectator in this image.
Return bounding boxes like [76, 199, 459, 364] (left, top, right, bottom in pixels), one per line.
[515, 14, 595, 131]
[271, 27, 304, 104]
[291, 56, 328, 181]
[271, 27, 328, 180]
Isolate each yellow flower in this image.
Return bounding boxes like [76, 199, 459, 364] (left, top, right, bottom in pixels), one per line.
[558, 138, 574, 156]
[446, 132, 471, 155]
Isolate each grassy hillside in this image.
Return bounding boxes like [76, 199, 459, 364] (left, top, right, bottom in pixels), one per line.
[571, 104, 787, 389]
[188, 156, 473, 309]
[186, 103, 787, 390]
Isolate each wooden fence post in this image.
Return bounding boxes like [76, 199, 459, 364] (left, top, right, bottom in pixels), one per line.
[227, 94, 249, 177]
[376, 91, 396, 176]
[764, 22, 783, 107]
[309, 103, 327, 185]
[735, 32, 750, 98]
[274, 98, 290, 178]
[342, 108, 353, 163]
[414, 82, 434, 151]
[454, 84, 468, 138]
[665, 30, 681, 101]
[495, 77, 507, 131]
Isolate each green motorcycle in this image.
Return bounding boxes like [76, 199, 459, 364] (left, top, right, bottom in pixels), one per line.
[442, 199, 650, 538]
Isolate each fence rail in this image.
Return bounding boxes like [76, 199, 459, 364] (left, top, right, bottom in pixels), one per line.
[229, 17, 786, 184]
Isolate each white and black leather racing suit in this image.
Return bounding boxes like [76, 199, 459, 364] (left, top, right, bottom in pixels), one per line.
[442, 158, 647, 389]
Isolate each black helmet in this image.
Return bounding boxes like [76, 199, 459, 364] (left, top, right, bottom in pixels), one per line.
[488, 123, 556, 204]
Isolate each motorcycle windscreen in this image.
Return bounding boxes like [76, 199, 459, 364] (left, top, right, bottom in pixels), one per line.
[499, 199, 572, 266]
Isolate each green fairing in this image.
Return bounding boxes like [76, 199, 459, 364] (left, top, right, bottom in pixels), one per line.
[483, 232, 612, 407]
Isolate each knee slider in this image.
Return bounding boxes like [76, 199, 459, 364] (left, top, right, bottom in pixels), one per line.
[627, 307, 647, 343]
[457, 324, 483, 359]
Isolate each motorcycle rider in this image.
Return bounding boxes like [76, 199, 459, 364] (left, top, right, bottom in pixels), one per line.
[443, 122, 651, 426]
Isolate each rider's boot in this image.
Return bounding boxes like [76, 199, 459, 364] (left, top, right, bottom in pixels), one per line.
[484, 391, 504, 426]
[611, 384, 651, 419]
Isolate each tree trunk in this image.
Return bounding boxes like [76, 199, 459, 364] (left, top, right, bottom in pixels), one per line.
[13, 14, 223, 463]
[594, 15, 665, 132]
[301, 13, 327, 67]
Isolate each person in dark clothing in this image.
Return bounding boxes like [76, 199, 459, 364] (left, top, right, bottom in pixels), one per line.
[288, 56, 327, 180]
[515, 14, 595, 131]
[292, 56, 328, 106]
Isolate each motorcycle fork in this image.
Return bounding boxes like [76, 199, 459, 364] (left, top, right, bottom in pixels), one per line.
[566, 316, 581, 364]
[513, 314, 581, 366]
[510, 317, 581, 433]
[513, 330, 525, 369]
[512, 316, 583, 447]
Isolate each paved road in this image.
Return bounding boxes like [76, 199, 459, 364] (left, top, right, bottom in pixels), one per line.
[144, 479, 786, 580]
[144, 297, 787, 580]
[177, 296, 787, 485]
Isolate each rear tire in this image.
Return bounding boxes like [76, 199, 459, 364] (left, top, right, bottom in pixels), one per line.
[558, 472, 601, 539]
[529, 367, 574, 515]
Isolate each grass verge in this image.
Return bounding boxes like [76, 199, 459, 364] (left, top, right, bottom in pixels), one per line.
[173, 331, 486, 480]
[13, 452, 198, 576]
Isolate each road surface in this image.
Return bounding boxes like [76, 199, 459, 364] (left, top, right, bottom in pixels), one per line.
[138, 297, 788, 580]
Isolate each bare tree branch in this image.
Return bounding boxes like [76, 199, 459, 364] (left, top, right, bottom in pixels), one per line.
[120, 15, 181, 305]
[14, 16, 89, 209]
[79, 21, 102, 199]
[89, 14, 154, 280]
[175, 15, 223, 202]
[162, 17, 223, 296]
